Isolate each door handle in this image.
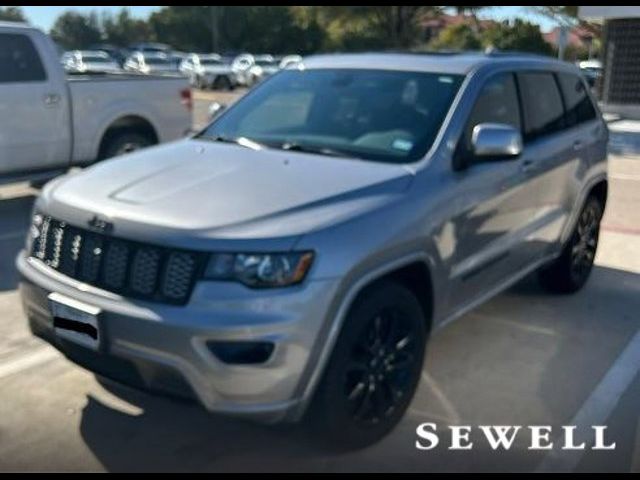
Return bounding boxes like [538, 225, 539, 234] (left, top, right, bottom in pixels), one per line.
[573, 140, 584, 151]
[521, 158, 537, 174]
[43, 93, 61, 107]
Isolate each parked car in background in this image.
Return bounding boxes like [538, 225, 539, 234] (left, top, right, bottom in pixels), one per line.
[169, 51, 188, 70]
[124, 52, 179, 75]
[279, 54, 303, 70]
[245, 54, 280, 86]
[62, 50, 122, 74]
[17, 51, 608, 448]
[87, 43, 127, 67]
[231, 53, 255, 86]
[179, 53, 236, 90]
[578, 59, 602, 89]
[0, 22, 191, 185]
[129, 42, 173, 55]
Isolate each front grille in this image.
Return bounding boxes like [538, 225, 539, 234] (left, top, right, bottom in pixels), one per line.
[29, 216, 205, 305]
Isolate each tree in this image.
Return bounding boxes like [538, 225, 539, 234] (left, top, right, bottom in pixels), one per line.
[0, 6, 27, 23]
[482, 19, 554, 56]
[428, 23, 482, 51]
[317, 6, 442, 51]
[102, 8, 152, 47]
[148, 6, 324, 54]
[533, 6, 600, 36]
[50, 11, 102, 50]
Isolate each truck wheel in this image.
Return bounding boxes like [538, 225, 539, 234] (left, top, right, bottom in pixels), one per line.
[538, 195, 603, 293]
[100, 132, 154, 160]
[213, 75, 232, 91]
[196, 75, 207, 90]
[308, 281, 427, 450]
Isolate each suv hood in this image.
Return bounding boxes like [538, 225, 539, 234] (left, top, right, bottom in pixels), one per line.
[41, 139, 414, 247]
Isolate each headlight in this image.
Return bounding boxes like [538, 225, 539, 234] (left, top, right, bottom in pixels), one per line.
[204, 252, 314, 288]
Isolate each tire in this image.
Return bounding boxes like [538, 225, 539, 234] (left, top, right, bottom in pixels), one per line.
[213, 75, 232, 91]
[196, 75, 207, 90]
[100, 131, 154, 160]
[538, 195, 603, 293]
[308, 280, 428, 450]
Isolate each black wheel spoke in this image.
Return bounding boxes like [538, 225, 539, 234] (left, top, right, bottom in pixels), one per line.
[347, 381, 367, 402]
[353, 386, 374, 421]
[341, 300, 423, 428]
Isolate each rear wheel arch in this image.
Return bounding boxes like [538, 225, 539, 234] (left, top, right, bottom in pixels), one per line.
[589, 179, 608, 212]
[98, 115, 159, 160]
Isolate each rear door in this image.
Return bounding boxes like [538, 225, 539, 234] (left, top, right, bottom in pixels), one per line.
[556, 71, 606, 171]
[0, 31, 71, 175]
[515, 71, 583, 255]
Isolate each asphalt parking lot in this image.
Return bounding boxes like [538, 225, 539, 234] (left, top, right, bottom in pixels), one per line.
[0, 94, 639, 472]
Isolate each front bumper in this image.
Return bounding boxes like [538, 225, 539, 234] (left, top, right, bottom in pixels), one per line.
[17, 251, 340, 423]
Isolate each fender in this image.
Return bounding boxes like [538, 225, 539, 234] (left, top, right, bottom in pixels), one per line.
[559, 170, 608, 246]
[289, 250, 438, 421]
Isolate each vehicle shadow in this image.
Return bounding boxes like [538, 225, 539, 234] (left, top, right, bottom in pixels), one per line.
[0, 193, 36, 291]
[76, 265, 640, 472]
[79, 379, 328, 472]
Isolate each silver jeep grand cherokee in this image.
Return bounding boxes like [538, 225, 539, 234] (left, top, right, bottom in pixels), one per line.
[18, 53, 608, 448]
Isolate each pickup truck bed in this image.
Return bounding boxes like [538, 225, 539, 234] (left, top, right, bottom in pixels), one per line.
[0, 22, 192, 184]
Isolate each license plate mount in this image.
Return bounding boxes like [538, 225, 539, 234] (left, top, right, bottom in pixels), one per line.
[49, 292, 102, 351]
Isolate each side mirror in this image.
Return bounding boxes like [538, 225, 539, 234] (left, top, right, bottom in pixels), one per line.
[208, 102, 227, 121]
[471, 123, 522, 158]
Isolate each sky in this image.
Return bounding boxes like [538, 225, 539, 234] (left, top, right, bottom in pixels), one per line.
[19, 6, 559, 33]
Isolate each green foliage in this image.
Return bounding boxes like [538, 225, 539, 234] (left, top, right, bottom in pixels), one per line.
[147, 6, 324, 54]
[482, 19, 554, 56]
[0, 6, 27, 23]
[34, 6, 563, 57]
[50, 11, 102, 50]
[429, 23, 482, 51]
[317, 6, 441, 51]
[101, 9, 152, 47]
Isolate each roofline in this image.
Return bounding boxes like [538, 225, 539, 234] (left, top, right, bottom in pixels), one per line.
[0, 21, 35, 30]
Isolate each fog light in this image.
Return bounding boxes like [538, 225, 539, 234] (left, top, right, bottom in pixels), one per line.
[207, 341, 274, 365]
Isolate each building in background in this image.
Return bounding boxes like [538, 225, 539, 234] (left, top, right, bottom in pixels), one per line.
[580, 6, 640, 118]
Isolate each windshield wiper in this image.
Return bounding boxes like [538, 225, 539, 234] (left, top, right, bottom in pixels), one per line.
[279, 142, 360, 159]
[207, 135, 268, 151]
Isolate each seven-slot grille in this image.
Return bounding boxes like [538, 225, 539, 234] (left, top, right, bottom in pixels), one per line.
[29, 216, 205, 305]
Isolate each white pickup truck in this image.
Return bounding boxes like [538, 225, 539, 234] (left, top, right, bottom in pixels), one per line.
[0, 22, 192, 185]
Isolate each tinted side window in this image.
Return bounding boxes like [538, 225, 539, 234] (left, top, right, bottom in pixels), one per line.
[517, 72, 565, 141]
[0, 33, 47, 83]
[557, 72, 597, 127]
[462, 73, 522, 152]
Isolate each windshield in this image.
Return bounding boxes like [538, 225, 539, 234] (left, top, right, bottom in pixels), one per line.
[83, 56, 111, 63]
[256, 60, 277, 67]
[145, 57, 170, 65]
[200, 69, 463, 163]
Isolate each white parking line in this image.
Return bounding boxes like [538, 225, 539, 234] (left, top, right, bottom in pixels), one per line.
[0, 347, 60, 380]
[420, 371, 462, 424]
[536, 329, 640, 472]
[609, 173, 640, 182]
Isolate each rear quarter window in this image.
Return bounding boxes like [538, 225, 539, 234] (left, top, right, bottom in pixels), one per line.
[517, 72, 565, 142]
[557, 72, 597, 127]
[0, 33, 47, 83]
